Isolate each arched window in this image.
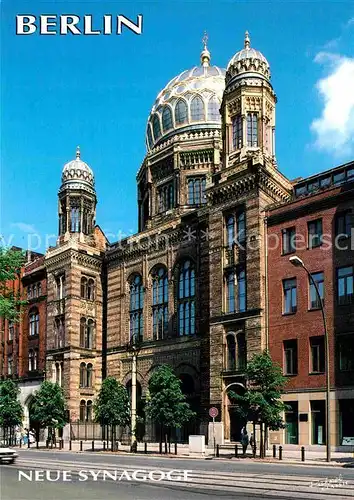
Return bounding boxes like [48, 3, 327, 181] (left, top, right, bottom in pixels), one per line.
[81, 277, 87, 298]
[129, 275, 144, 341]
[152, 114, 161, 141]
[29, 349, 34, 371]
[208, 95, 220, 120]
[232, 115, 242, 149]
[226, 334, 236, 371]
[226, 268, 246, 313]
[87, 279, 95, 300]
[162, 106, 173, 132]
[55, 362, 60, 384]
[34, 349, 38, 370]
[175, 99, 188, 125]
[80, 362, 86, 388]
[187, 177, 206, 205]
[87, 319, 94, 349]
[247, 112, 258, 147]
[152, 267, 168, 340]
[87, 363, 93, 388]
[80, 318, 86, 347]
[237, 210, 246, 245]
[237, 332, 246, 370]
[79, 400, 86, 422]
[177, 260, 196, 336]
[147, 124, 154, 149]
[29, 309, 39, 336]
[70, 207, 80, 232]
[226, 272, 236, 313]
[226, 215, 235, 247]
[238, 269, 246, 312]
[190, 96, 205, 121]
[8, 321, 14, 341]
[86, 400, 93, 422]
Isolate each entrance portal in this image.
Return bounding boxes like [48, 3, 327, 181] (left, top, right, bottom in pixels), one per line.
[226, 382, 246, 442]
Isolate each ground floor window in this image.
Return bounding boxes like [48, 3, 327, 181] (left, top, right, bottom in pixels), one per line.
[311, 400, 326, 444]
[285, 401, 298, 444]
[339, 399, 354, 445]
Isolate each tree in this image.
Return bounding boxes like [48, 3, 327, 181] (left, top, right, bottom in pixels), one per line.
[145, 365, 195, 447]
[0, 247, 26, 322]
[94, 377, 130, 449]
[0, 379, 23, 443]
[230, 351, 289, 457]
[31, 381, 67, 443]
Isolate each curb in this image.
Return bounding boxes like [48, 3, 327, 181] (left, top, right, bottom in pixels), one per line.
[17, 448, 354, 467]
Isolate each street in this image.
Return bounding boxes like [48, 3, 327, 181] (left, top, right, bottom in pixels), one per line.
[1, 449, 353, 500]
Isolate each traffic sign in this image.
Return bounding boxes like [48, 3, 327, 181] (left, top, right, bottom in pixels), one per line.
[209, 407, 218, 418]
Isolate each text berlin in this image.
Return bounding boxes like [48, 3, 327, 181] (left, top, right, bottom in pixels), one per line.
[16, 15, 143, 35]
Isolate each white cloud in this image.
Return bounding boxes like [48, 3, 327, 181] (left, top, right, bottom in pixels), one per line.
[12, 222, 37, 233]
[311, 52, 354, 156]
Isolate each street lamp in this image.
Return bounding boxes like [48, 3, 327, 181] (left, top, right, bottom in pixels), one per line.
[289, 255, 331, 462]
[126, 333, 142, 452]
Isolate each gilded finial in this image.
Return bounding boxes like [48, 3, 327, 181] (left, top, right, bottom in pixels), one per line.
[244, 30, 250, 49]
[202, 31, 208, 50]
[200, 30, 211, 67]
[76, 145, 81, 159]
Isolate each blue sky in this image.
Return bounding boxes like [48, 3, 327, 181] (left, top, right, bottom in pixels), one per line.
[1, 0, 354, 252]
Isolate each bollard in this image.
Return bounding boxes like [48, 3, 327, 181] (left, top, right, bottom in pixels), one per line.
[301, 446, 305, 462]
[144, 442, 147, 454]
[36, 440, 39, 449]
[279, 445, 283, 460]
[51, 440, 53, 449]
[103, 441, 106, 451]
[28, 438, 30, 449]
[20, 439, 22, 448]
[80, 440, 83, 452]
[165, 441, 168, 454]
[175, 442, 177, 456]
[159, 442, 162, 454]
[216, 444, 220, 458]
[59, 440, 62, 450]
[252, 445, 256, 458]
[115, 441, 119, 452]
[235, 444, 238, 458]
[69, 440, 72, 451]
[92, 440, 95, 451]
[46, 439, 49, 448]
[273, 444, 276, 458]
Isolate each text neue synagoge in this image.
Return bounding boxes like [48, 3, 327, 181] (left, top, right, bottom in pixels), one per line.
[1, 33, 353, 448]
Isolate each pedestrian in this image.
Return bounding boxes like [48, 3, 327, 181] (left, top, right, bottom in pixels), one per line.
[240, 427, 249, 456]
[29, 429, 36, 444]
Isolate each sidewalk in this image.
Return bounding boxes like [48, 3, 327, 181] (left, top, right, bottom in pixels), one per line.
[17, 440, 354, 466]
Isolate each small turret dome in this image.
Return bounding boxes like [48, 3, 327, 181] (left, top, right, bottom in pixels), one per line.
[61, 147, 95, 194]
[226, 31, 270, 87]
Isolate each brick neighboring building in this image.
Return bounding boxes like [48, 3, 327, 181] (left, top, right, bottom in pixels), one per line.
[267, 161, 354, 448]
[0, 248, 47, 429]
